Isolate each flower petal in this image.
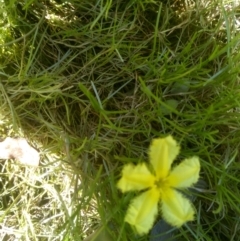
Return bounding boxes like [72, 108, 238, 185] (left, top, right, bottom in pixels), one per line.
[161, 188, 195, 227]
[167, 156, 200, 188]
[149, 136, 180, 179]
[125, 187, 160, 235]
[117, 163, 155, 192]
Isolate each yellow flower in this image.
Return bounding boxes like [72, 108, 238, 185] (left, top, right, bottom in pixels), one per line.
[117, 136, 200, 235]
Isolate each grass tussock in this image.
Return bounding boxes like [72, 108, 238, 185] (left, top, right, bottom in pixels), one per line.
[1, 0, 240, 240]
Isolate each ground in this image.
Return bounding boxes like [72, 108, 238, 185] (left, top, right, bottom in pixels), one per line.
[1, 0, 240, 240]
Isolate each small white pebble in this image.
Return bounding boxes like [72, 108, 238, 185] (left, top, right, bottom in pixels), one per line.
[0, 137, 40, 167]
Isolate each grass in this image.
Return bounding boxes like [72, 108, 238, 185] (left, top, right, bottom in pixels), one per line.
[1, 0, 240, 240]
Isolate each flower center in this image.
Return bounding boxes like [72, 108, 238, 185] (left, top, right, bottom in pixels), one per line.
[154, 178, 168, 190]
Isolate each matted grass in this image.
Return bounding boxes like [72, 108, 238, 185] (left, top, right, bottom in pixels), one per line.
[1, 0, 240, 240]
